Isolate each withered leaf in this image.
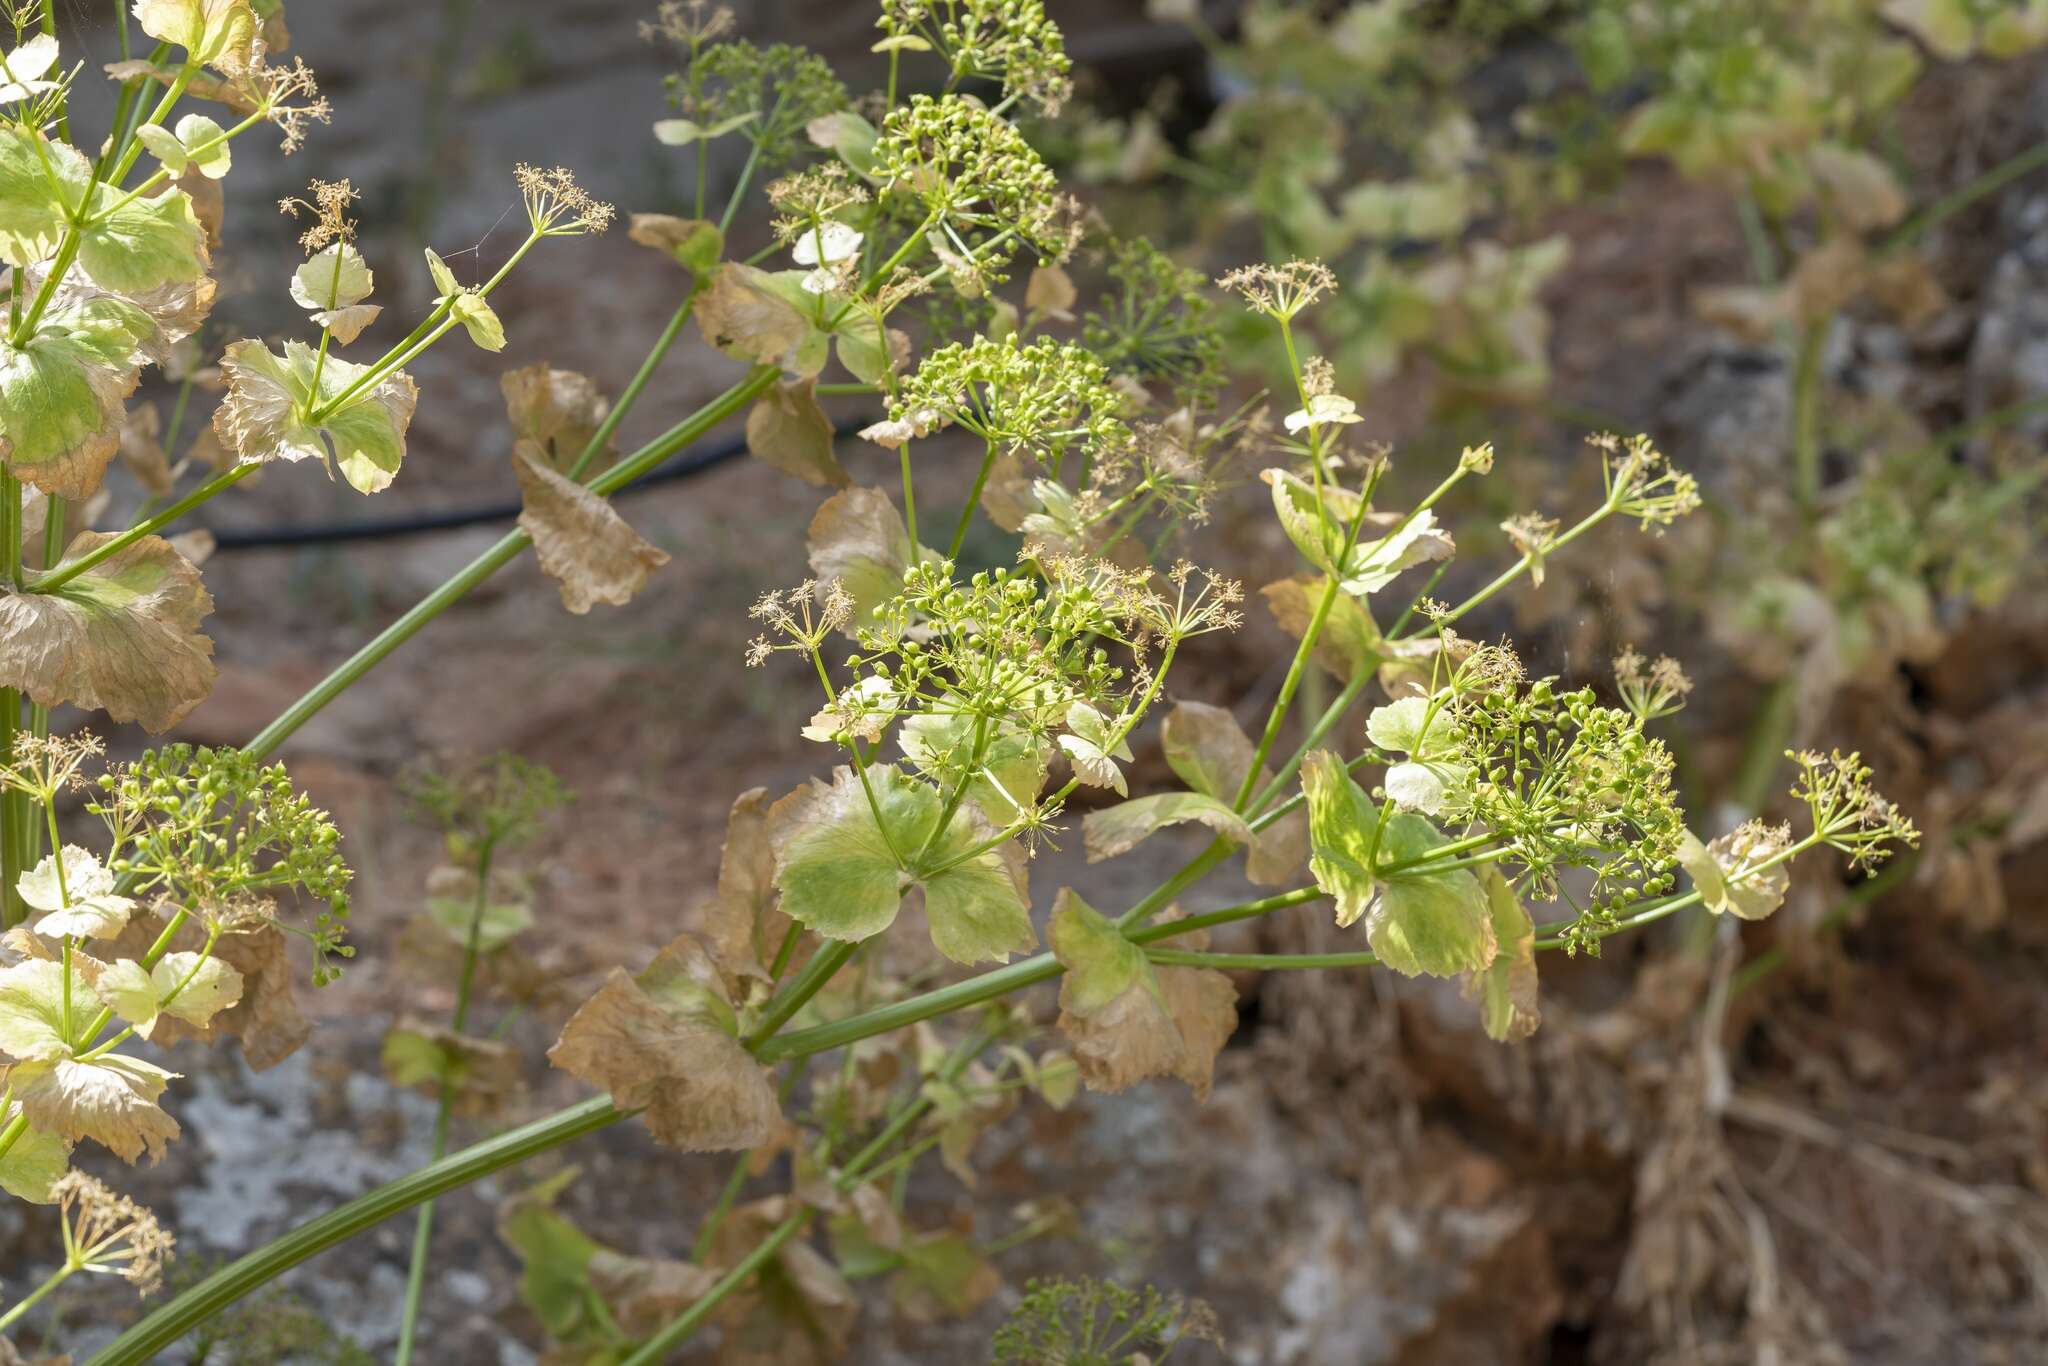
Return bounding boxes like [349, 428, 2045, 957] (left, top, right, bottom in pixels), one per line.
[0, 531, 215, 732]
[747, 377, 848, 488]
[547, 936, 780, 1152]
[513, 446, 671, 613]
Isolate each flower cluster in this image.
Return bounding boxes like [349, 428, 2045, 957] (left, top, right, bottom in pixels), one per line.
[674, 40, 847, 168]
[887, 334, 1131, 470]
[878, 0, 1075, 115]
[873, 94, 1071, 264]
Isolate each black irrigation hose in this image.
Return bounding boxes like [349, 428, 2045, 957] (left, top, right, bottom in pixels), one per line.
[198, 419, 874, 552]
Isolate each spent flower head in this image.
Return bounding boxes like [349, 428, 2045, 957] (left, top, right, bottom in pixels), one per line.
[1613, 646, 1692, 723]
[641, 0, 735, 45]
[1217, 258, 1338, 320]
[1789, 748, 1920, 872]
[747, 579, 854, 667]
[1592, 432, 1700, 529]
[276, 177, 357, 253]
[52, 1171, 174, 1297]
[248, 53, 328, 153]
[517, 163, 615, 237]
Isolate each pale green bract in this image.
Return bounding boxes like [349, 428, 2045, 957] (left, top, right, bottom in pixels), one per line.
[1366, 695, 1472, 816]
[1266, 467, 1452, 596]
[426, 247, 507, 352]
[771, 764, 1033, 964]
[213, 338, 419, 494]
[1058, 701, 1133, 797]
[1082, 792, 1253, 864]
[898, 713, 1048, 826]
[136, 113, 233, 179]
[1469, 866, 1538, 1042]
[20, 846, 137, 940]
[0, 128, 209, 294]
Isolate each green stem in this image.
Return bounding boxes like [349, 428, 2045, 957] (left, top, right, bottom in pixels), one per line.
[1792, 317, 1828, 517]
[32, 466, 255, 594]
[563, 289, 701, 483]
[746, 938, 855, 1047]
[393, 839, 497, 1366]
[0, 1260, 71, 1334]
[243, 369, 775, 762]
[85, 1098, 627, 1366]
[1886, 140, 2048, 254]
[948, 442, 997, 559]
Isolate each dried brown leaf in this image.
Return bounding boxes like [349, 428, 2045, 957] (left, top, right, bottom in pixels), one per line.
[513, 446, 671, 613]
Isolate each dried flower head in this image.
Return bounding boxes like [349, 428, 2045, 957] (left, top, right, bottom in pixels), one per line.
[1613, 647, 1692, 723]
[517, 163, 615, 236]
[746, 579, 853, 666]
[1594, 432, 1700, 530]
[52, 1171, 174, 1296]
[0, 730, 106, 801]
[249, 53, 328, 153]
[276, 177, 357, 253]
[1788, 748, 1920, 871]
[641, 0, 735, 45]
[1216, 258, 1337, 319]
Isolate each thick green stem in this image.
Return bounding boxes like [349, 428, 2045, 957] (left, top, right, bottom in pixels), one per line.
[244, 369, 775, 762]
[85, 1098, 627, 1366]
[746, 938, 855, 1047]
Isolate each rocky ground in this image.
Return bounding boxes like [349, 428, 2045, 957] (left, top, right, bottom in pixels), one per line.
[4, 2, 2046, 1364]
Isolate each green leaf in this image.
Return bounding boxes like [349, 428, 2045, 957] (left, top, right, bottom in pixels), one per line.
[1058, 701, 1132, 796]
[1370, 813, 1496, 978]
[0, 120, 207, 292]
[1368, 696, 1471, 816]
[1083, 792, 1253, 863]
[423, 246, 459, 297]
[771, 764, 1033, 963]
[772, 764, 929, 944]
[133, 0, 259, 68]
[0, 295, 155, 499]
[652, 110, 756, 145]
[1300, 749, 1380, 930]
[1263, 469, 1452, 596]
[214, 338, 418, 494]
[290, 243, 373, 312]
[0, 1103, 70, 1203]
[834, 312, 899, 385]
[919, 815, 1033, 965]
[1468, 866, 1538, 1041]
[90, 958, 162, 1037]
[0, 959, 94, 1062]
[1677, 826, 1791, 921]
